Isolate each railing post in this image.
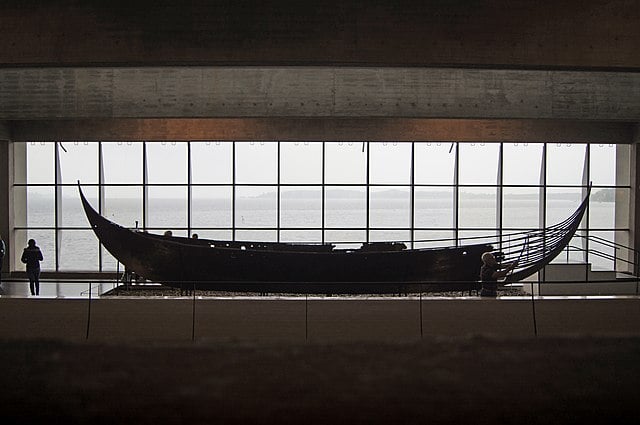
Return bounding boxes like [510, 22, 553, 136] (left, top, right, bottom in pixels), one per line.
[191, 282, 196, 342]
[85, 282, 92, 340]
[419, 288, 423, 339]
[531, 276, 538, 337]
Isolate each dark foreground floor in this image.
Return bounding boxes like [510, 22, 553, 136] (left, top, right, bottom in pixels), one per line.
[1, 336, 639, 425]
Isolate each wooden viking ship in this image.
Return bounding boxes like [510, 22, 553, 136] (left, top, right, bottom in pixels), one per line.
[79, 184, 590, 293]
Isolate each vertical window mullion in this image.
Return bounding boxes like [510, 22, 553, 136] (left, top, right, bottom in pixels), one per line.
[539, 143, 547, 282]
[142, 141, 148, 231]
[232, 141, 236, 241]
[583, 144, 590, 263]
[497, 142, 504, 252]
[322, 142, 325, 245]
[187, 141, 192, 238]
[98, 141, 103, 271]
[453, 142, 459, 246]
[540, 143, 547, 230]
[54, 142, 61, 272]
[366, 141, 370, 243]
[277, 141, 281, 243]
[410, 141, 415, 249]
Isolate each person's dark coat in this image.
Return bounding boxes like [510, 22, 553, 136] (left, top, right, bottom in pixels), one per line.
[21, 246, 43, 270]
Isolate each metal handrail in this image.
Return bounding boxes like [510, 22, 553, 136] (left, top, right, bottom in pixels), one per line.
[579, 233, 640, 255]
[575, 234, 621, 253]
[564, 245, 626, 265]
[80, 283, 103, 296]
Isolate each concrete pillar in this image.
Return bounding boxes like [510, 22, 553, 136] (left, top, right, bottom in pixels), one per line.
[0, 123, 11, 282]
[630, 129, 640, 274]
[12, 142, 26, 273]
[0, 123, 28, 296]
[3, 137, 28, 296]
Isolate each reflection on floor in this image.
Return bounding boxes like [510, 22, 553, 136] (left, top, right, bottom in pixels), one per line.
[0, 279, 119, 299]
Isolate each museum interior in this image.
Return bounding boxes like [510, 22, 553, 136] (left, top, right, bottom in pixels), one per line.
[0, 1, 639, 424]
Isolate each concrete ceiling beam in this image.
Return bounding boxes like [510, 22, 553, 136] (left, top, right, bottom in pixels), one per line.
[1, 67, 640, 122]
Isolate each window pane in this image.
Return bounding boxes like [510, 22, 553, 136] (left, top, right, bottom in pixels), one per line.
[325, 186, 366, 228]
[590, 144, 628, 186]
[547, 144, 586, 185]
[190, 230, 233, 241]
[280, 230, 323, 243]
[191, 142, 233, 184]
[147, 186, 188, 229]
[324, 230, 366, 249]
[59, 230, 99, 271]
[550, 231, 585, 264]
[61, 186, 97, 228]
[59, 142, 98, 184]
[235, 230, 277, 242]
[325, 143, 366, 184]
[26, 142, 54, 184]
[280, 186, 322, 228]
[459, 187, 497, 228]
[369, 142, 411, 184]
[15, 229, 55, 271]
[590, 188, 629, 229]
[614, 144, 631, 186]
[370, 187, 410, 228]
[103, 186, 143, 229]
[236, 142, 277, 184]
[192, 186, 232, 228]
[414, 187, 454, 228]
[459, 144, 499, 185]
[502, 187, 540, 229]
[458, 230, 499, 247]
[546, 188, 584, 226]
[27, 186, 55, 227]
[369, 230, 410, 243]
[414, 143, 455, 185]
[147, 142, 187, 184]
[588, 230, 618, 271]
[102, 142, 142, 184]
[235, 186, 277, 228]
[414, 230, 455, 248]
[101, 247, 119, 272]
[280, 142, 322, 184]
[503, 143, 543, 185]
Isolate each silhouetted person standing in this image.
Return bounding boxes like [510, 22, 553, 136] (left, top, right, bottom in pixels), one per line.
[21, 239, 43, 296]
[0, 234, 5, 286]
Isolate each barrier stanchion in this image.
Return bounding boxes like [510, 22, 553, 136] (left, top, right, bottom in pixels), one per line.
[85, 282, 92, 340]
[419, 286, 423, 339]
[531, 274, 538, 337]
[191, 282, 196, 342]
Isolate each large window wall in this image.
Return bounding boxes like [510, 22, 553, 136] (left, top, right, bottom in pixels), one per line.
[13, 141, 630, 272]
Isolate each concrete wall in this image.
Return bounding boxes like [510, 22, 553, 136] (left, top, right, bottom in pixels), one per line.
[2, 67, 640, 121]
[0, 297, 638, 342]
